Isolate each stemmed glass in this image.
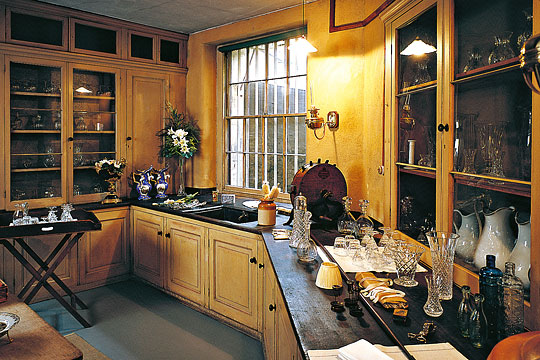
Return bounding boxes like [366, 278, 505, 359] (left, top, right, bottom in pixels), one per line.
[60, 203, 75, 222]
[47, 206, 58, 222]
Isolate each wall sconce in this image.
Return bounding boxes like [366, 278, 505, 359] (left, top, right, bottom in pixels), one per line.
[306, 106, 339, 139]
[400, 37, 436, 56]
[520, 33, 540, 94]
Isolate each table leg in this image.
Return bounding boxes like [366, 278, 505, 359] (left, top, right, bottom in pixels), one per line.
[15, 237, 88, 310]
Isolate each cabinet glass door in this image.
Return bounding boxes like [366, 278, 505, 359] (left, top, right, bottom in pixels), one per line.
[395, 6, 437, 242]
[9, 61, 63, 203]
[72, 68, 117, 198]
[452, 0, 531, 295]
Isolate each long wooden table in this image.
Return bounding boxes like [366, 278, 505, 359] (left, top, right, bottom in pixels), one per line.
[0, 296, 83, 359]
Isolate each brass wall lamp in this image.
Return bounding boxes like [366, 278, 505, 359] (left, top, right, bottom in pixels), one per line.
[520, 33, 540, 93]
[306, 106, 339, 139]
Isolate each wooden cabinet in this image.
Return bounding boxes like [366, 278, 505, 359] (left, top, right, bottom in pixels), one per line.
[132, 208, 164, 287]
[262, 248, 300, 360]
[165, 216, 206, 306]
[208, 228, 260, 330]
[78, 207, 129, 286]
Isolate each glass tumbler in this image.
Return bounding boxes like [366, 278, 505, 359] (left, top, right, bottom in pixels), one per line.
[333, 237, 347, 257]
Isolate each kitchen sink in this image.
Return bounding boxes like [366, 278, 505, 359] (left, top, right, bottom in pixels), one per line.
[188, 205, 258, 224]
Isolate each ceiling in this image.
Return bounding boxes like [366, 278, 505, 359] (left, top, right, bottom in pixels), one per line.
[38, 0, 302, 34]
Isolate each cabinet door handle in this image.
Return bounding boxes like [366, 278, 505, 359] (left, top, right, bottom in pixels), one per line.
[437, 123, 449, 132]
[157, 230, 163, 236]
[68, 137, 74, 142]
[126, 136, 132, 141]
[249, 257, 257, 264]
[258, 263, 264, 269]
[268, 304, 276, 311]
[165, 233, 170, 238]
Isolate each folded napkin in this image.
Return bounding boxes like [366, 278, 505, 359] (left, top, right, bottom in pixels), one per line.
[338, 339, 393, 360]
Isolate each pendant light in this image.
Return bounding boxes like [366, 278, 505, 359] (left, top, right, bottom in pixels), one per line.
[400, 37, 436, 56]
[288, 0, 317, 53]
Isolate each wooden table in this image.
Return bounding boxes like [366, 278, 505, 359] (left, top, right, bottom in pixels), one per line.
[0, 296, 83, 359]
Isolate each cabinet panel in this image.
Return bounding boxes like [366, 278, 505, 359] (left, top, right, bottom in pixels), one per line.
[166, 217, 206, 305]
[79, 208, 129, 285]
[276, 282, 298, 360]
[126, 71, 168, 178]
[132, 209, 163, 287]
[209, 228, 258, 329]
[263, 250, 276, 360]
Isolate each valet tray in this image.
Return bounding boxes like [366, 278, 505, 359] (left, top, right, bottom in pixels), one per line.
[0, 209, 101, 239]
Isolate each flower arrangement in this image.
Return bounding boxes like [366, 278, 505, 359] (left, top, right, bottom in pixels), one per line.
[95, 158, 126, 178]
[157, 102, 200, 160]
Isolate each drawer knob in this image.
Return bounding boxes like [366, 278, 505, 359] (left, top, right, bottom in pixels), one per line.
[165, 233, 170, 238]
[249, 257, 257, 264]
[157, 231, 163, 236]
[259, 263, 264, 269]
[269, 304, 276, 311]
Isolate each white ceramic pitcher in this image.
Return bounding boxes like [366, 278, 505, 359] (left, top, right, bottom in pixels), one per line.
[453, 209, 481, 264]
[508, 214, 530, 290]
[474, 206, 515, 270]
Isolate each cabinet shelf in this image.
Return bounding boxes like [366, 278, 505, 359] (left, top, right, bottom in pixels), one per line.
[11, 107, 61, 112]
[74, 130, 115, 134]
[396, 163, 436, 179]
[11, 91, 61, 97]
[452, 172, 531, 197]
[75, 151, 115, 155]
[11, 130, 61, 134]
[398, 80, 437, 96]
[453, 57, 520, 83]
[74, 95, 115, 100]
[11, 167, 61, 173]
[73, 110, 116, 114]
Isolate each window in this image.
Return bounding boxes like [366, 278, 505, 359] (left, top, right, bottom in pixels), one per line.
[223, 33, 307, 194]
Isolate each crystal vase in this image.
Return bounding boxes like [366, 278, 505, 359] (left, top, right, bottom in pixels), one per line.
[426, 231, 459, 300]
[177, 157, 186, 197]
[391, 242, 425, 287]
[423, 275, 443, 317]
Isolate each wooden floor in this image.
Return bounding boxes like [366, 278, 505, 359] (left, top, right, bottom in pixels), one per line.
[30, 280, 264, 360]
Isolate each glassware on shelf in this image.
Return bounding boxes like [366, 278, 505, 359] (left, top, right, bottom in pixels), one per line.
[458, 285, 473, 337]
[508, 214, 531, 291]
[479, 123, 505, 177]
[488, 32, 515, 65]
[12, 112, 23, 130]
[412, 59, 431, 85]
[75, 116, 87, 131]
[73, 184, 82, 196]
[73, 145, 84, 166]
[390, 242, 425, 287]
[43, 146, 56, 168]
[423, 275, 443, 317]
[30, 114, 44, 130]
[499, 262, 524, 340]
[297, 211, 317, 263]
[462, 48, 483, 73]
[516, 10, 533, 50]
[479, 254, 503, 341]
[337, 196, 356, 236]
[453, 208, 481, 264]
[354, 200, 373, 238]
[426, 231, 459, 300]
[54, 112, 62, 130]
[469, 293, 488, 349]
[290, 195, 307, 248]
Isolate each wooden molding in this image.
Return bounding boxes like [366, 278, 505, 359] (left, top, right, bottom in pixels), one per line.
[329, 0, 398, 33]
[127, 30, 157, 64]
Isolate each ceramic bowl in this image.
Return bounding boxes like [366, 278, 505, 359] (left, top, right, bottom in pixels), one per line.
[0, 312, 20, 338]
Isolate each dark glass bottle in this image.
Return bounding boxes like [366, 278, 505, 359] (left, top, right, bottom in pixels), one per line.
[469, 293, 488, 348]
[479, 254, 502, 341]
[457, 285, 473, 337]
[499, 262, 524, 340]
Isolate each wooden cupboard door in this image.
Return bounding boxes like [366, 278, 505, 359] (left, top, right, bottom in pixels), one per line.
[126, 70, 169, 178]
[79, 208, 129, 285]
[276, 291, 299, 360]
[166, 217, 206, 305]
[132, 210, 163, 287]
[208, 228, 259, 329]
[263, 249, 276, 360]
[15, 234, 77, 303]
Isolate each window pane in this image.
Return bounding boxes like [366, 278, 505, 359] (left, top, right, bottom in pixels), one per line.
[289, 39, 308, 76]
[229, 84, 246, 116]
[227, 118, 243, 152]
[248, 44, 266, 81]
[286, 116, 306, 155]
[228, 152, 243, 187]
[288, 76, 307, 113]
[286, 154, 305, 190]
[229, 49, 247, 83]
[268, 79, 287, 114]
[246, 154, 264, 189]
[268, 40, 286, 79]
[265, 117, 283, 154]
[247, 81, 265, 115]
[246, 118, 263, 153]
[265, 154, 283, 187]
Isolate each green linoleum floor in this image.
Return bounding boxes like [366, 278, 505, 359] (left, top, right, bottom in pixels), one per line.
[30, 279, 265, 360]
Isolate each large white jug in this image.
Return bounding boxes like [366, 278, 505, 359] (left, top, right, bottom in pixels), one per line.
[508, 214, 530, 290]
[453, 209, 481, 264]
[474, 206, 515, 270]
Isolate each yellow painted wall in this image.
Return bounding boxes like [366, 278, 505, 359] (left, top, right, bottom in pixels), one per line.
[186, 0, 387, 223]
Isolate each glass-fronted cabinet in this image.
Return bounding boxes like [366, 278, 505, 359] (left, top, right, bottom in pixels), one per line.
[71, 66, 118, 202]
[7, 59, 65, 207]
[394, 4, 438, 242]
[452, 0, 531, 292]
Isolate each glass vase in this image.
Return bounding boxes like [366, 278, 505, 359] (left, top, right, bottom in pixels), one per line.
[426, 231, 459, 300]
[499, 262, 524, 340]
[391, 242, 425, 287]
[290, 195, 307, 248]
[469, 294, 488, 348]
[458, 285, 473, 337]
[423, 275, 443, 317]
[177, 157, 186, 197]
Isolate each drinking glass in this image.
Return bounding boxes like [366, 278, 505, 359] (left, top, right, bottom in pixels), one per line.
[12, 203, 25, 225]
[424, 275, 444, 317]
[333, 237, 347, 257]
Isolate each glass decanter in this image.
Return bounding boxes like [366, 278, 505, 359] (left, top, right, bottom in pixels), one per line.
[499, 262, 524, 340]
[354, 200, 373, 238]
[290, 195, 307, 249]
[479, 254, 503, 341]
[469, 294, 488, 349]
[337, 196, 356, 236]
[297, 211, 317, 263]
[458, 285, 473, 337]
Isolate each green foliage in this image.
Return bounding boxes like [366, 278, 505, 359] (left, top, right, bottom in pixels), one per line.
[157, 102, 200, 159]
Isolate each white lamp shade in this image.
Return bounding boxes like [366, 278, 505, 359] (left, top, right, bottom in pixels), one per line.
[288, 35, 317, 54]
[315, 262, 342, 289]
[400, 37, 436, 56]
